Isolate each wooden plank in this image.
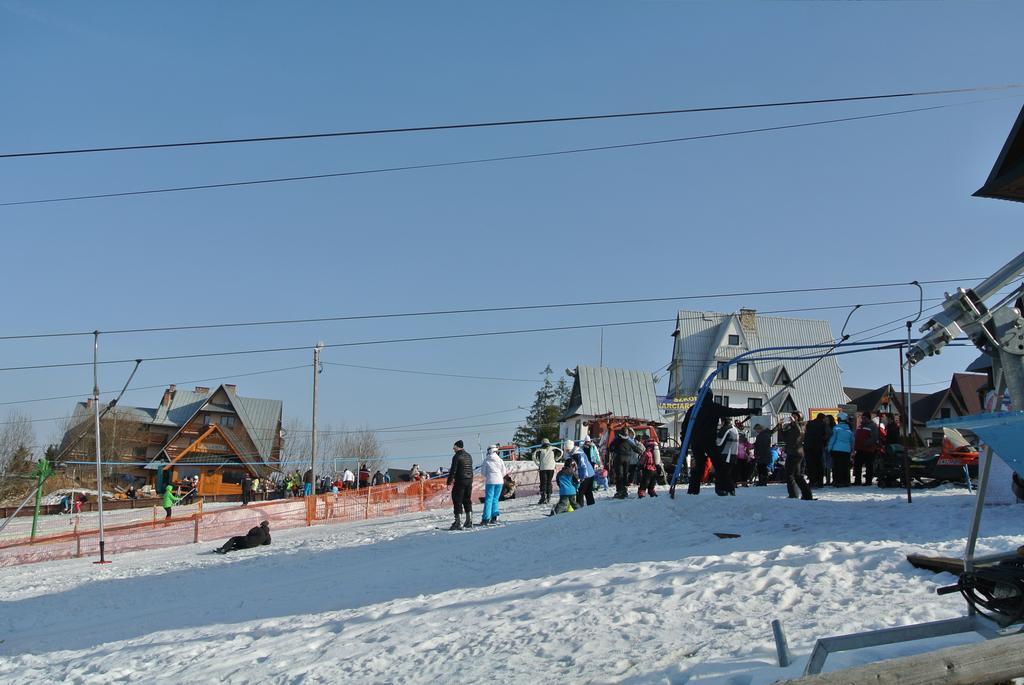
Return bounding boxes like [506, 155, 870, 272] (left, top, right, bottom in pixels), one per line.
[780, 633, 1024, 685]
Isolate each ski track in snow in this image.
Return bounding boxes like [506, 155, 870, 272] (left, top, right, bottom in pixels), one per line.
[0, 486, 1020, 684]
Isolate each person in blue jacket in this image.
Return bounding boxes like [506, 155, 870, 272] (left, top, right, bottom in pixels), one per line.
[827, 412, 855, 487]
[549, 459, 579, 516]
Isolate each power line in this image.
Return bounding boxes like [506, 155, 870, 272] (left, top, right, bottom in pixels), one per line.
[5, 97, 1019, 209]
[0, 281, 982, 342]
[0, 364, 308, 407]
[320, 361, 539, 383]
[3, 83, 1018, 161]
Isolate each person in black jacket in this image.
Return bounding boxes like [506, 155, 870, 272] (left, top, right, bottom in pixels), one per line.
[684, 394, 757, 495]
[215, 520, 271, 554]
[802, 414, 827, 489]
[241, 473, 253, 506]
[446, 440, 474, 530]
[779, 412, 814, 500]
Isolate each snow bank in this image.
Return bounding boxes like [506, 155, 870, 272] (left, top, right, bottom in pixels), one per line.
[0, 485, 1020, 684]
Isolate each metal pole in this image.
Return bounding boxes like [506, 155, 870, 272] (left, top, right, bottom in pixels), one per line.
[93, 331, 109, 563]
[310, 342, 323, 497]
[964, 371, 1005, 579]
[903, 325, 913, 504]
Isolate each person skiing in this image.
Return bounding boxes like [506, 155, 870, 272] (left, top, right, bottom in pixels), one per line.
[566, 440, 596, 508]
[549, 459, 579, 515]
[162, 484, 180, 519]
[532, 438, 562, 505]
[481, 445, 507, 525]
[683, 395, 756, 495]
[446, 440, 474, 530]
[215, 520, 271, 554]
[609, 428, 644, 499]
[779, 411, 814, 500]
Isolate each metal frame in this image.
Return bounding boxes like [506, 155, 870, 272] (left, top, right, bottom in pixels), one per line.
[803, 615, 1003, 676]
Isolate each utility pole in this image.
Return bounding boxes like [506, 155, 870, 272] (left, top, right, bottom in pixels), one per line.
[93, 331, 110, 563]
[903, 323, 913, 504]
[310, 342, 323, 497]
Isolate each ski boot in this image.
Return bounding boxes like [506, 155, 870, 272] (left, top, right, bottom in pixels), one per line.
[449, 516, 462, 531]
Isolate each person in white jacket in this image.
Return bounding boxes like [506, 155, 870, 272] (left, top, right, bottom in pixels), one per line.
[532, 438, 563, 505]
[481, 446, 508, 525]
[715, 419, 740, 496]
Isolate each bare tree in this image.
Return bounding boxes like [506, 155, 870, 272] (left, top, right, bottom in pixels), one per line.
[0, 410, 36, 476]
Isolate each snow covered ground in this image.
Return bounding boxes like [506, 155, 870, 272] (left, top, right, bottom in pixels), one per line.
[1, 484, 1021, 684]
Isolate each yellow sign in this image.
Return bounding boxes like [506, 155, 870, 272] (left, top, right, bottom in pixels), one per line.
[808, 407, 840, 421]
[658, 395, 696, 413]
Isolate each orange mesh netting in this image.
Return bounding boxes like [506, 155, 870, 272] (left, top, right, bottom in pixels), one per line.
[0, 464, 542, 567]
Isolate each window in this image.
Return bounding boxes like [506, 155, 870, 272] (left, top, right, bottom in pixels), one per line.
[940, 408, 952, 419]
[222, 470, 243, 485]
[728, 334, 740, 346]
[717, 362, 730, 380]
[713, 395, 730, 407]
[133, 447, 147, 457]
[775, 367, 792, 385]
[780, 396, 797, 413]
[736, 363, 750, 382]
[203, 414, 211, 426]
[747, 398, 763, 411]
[220, 416, 236, 428]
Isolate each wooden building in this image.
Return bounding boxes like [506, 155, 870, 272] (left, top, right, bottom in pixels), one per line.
[62, 384, 283, 496]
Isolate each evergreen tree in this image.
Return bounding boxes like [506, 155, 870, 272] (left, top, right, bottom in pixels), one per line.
[514, 366, 570, 447]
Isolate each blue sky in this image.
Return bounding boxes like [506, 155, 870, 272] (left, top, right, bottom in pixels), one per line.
[1, 1, 1022, 470]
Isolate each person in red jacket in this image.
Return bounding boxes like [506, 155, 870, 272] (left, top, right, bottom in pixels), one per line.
[637, 438, 659, 498]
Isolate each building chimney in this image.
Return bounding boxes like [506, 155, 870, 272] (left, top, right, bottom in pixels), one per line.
[224, 384, 237, 392]
[739, 308, 757, 334]
[194, 386, 209, 394]
[161, 384, 177, 408]
[85, 397, 93, 409]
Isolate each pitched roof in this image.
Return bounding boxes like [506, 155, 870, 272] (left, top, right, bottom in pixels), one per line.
[562, 365, 662, 423]
[950, 373, 987, 415]
[668, 310, 846, 414]
[154, 384, 281, 464]
[912, 389, 947, 424]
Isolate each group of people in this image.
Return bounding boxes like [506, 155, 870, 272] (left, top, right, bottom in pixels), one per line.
[532, 435, 608, 511]
[679, 393, 904, 500]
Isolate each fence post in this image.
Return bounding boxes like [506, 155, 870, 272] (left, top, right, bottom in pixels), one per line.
[193, 513, 200, 544]
[419, 479, 425, 512]
[305, 494, 313, 526]
[152, 505, 157, 529]
[74, 517, 81, 558]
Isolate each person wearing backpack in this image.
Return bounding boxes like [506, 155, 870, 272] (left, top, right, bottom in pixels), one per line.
[853, 413, 880, 486]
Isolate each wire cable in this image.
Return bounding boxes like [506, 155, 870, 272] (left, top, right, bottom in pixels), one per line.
[5, 98, 1019, 208]
[0, 282, 985, 342]
[3, 83, 1019, 160]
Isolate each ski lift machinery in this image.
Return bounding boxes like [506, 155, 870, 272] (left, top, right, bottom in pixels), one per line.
[793, 105, 1024, 676]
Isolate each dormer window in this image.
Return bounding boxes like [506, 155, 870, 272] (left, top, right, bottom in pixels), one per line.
[774, 366, 792, 386]
[728, 334, 740, 346]
[780, 395, 797, 413]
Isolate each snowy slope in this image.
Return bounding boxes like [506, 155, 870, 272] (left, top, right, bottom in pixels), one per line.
[1, 486, 1021, 685]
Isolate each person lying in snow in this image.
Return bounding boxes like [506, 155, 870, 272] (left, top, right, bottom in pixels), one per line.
[214, 521, 271, 554]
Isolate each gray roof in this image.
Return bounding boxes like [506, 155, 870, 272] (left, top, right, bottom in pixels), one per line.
[667, 310, 846, 415]
[67, 385, 282, 465]
[562, 365, 663, 423]
[70, 402, 157, 427]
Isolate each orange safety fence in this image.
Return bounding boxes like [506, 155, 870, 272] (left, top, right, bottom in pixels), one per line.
[0, 464, 543, 567]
